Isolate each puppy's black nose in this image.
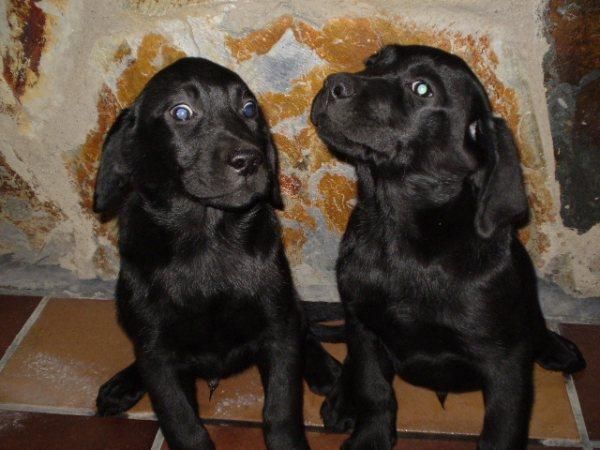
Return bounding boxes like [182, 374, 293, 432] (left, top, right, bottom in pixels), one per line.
[228, 149, 264, 175]
[326, 73, 355, 99]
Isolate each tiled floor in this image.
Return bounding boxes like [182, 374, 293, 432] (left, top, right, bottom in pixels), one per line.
[0, 294, 597, 449]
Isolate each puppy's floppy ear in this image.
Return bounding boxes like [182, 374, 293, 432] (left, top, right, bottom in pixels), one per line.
[265, 132, 284, 210]
[364, 45, 397, 68]
[93, 107, 137, 213]
[470, 117, 529, 239]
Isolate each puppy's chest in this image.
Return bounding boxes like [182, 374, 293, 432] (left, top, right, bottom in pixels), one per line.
[341, 240, 460, 305]
[163, 249, 272, 302]
[162, 301, 266, 364]
[341, 230, 472, 345]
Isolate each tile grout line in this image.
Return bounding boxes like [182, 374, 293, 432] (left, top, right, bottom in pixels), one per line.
[150, 429, 165, 450]
[0, 403, 94, 416]
[551, 322, 592, 450]
[0, 402, 160, 421]
[0, 296, 50, 374]
[564, 374, 592, 449]
[538, 438, 586, 448]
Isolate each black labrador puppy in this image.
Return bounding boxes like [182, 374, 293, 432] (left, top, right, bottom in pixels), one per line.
[310, 45, 586, 450]
[93, 57, 340, 450]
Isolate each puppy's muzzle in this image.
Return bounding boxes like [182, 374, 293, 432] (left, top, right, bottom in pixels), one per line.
[311, 73, 356, 126]
[326, 73, 356, 100]
[227, 148, 264, 176]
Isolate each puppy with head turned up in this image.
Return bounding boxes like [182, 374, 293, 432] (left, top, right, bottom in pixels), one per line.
[311, 45, 585, 450]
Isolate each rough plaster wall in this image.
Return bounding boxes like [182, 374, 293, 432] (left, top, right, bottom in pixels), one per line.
[0, 0, 598, 299]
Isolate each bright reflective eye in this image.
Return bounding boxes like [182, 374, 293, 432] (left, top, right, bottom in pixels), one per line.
[171, 104, 193, 121]
[242, 100, 257, 118]
[411, 81, 432, 97]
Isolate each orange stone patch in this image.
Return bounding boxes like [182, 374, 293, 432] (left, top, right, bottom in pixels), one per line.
[228, 15, 553, 258]
[116, 34, 186, 106]
[281, 226, 307, 266]
[279, 202, 317, 231]
[259, 66, 332, 127]
[273, 133, 304, 167]
[300, 126, 334, 172]
[280, 174, 303, 198]
[317, 173, 356, 234]
[226, 15, 294, 62]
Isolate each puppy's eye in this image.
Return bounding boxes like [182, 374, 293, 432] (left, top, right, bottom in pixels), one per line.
[170, 104, 193, 121]
[411, 81, 433, 97]
[242, 100, 257, 118]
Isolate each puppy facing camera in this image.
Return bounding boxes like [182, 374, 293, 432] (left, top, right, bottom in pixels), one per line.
[94, 57, 340, 450]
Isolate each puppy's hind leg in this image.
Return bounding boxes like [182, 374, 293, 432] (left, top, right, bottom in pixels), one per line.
[536, 330, 586, 374]
[303, 332, 342, 396]
[96, 362, 146, 416]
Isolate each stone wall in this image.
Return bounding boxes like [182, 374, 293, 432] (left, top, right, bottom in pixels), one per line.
[0, 0, 598, 299]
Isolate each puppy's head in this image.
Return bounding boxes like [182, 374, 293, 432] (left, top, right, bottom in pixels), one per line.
[93, 58, 283, 214]
[311, 45, 528, 238]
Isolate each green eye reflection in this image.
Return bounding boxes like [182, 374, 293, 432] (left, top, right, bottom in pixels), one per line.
[171, 104, 193, 121]
[411, 81, 432, 97]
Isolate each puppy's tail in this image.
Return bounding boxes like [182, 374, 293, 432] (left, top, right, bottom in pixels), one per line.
[536, 331, 586, 374]
[301, 300, 346, 343]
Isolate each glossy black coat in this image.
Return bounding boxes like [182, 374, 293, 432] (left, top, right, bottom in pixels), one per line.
[311, 45, 585, 450]
[94, 58, 340, 450]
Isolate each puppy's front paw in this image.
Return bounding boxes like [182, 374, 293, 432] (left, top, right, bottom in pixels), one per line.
[320, 386, 355, 432]
[197, 439, 216, 450]
[341, 425, 395, 450]
[536, 331, 586, 374]
[264, 430, 309, 450]
[96, 368, 145, 416]
[164, 431, 215, 450]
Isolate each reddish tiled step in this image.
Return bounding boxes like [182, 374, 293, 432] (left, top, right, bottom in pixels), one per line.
[0, 410, 158, 450]
[0, 295, 41, 357]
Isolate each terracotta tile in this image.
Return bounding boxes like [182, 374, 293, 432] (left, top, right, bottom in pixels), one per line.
[186, 342, 578, 440]
[161, 424, 265, 450]
[314, 344, 578, 440]
[0, 297, 579, 443]
[0, 410, 158, 450]
[560, 323, 600, 440]
[0, 295, 41, 357]
[0, 298, 146, 412]
[160, 424, 578, 449]
[395, 365, 578, 439]
[191, 343, 342, 425]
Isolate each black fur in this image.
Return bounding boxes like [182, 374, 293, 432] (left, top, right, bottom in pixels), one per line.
[311, 45, 585, 450]
[94, 57, 340, 450]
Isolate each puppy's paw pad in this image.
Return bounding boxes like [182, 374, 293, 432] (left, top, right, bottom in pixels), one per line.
[320, 395, 356, 432]
[96, 374, 145, 416]
[537, 332, 586, 374]
[341, 429, 394, 450]
[306, 366, 341, 396]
